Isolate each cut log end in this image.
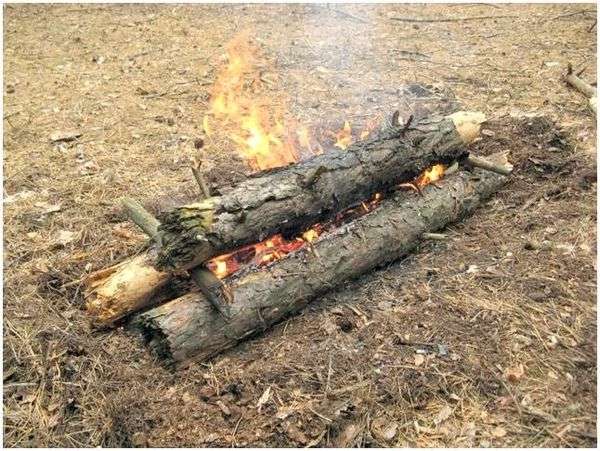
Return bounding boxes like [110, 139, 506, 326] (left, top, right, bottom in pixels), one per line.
[84, 251, 170, 326]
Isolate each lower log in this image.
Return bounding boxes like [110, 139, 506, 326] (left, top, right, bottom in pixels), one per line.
[132, 168, 507, 366]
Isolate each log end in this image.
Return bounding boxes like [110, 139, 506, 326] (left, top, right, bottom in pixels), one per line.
[84, 253, 170, 326]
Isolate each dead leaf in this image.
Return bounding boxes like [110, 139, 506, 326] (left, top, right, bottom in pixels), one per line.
[371, 417, 398, 442]
[54, 230, 76, 247]
[414, 354, 425, 366]
[335, 423, 361, 447]
[433, 405, 453, 425]
[256, 386, 271, 411]
[284, 422, 308, 445]
[3, 190, 35, 204]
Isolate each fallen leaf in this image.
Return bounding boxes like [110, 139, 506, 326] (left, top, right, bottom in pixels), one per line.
[3, 190, 35, 204]
[256, 386, 271, 411]
[414, 354, 425, 366]
[284, 422, 308, 445]
[54, 230, 76, 247]
[371, 417, 398, 442]
[335, 423, 361, 447]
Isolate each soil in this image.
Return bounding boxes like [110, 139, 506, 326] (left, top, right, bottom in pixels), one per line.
[3, 3, 597, 447]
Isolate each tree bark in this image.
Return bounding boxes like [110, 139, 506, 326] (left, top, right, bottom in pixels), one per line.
[133, 168, 507, 367]
[156, 112, 484, 271]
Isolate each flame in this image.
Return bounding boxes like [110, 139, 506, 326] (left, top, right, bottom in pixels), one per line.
[334, 121, 353, 150]
[415, 164, 445, 188]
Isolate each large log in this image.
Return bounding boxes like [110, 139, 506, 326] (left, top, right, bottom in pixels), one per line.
[133, 167, 507, 366]
[156, 111, 484, 271]
[84, 111, 484, 326]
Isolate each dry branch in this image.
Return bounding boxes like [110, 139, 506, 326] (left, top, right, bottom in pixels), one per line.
[133, 167, 508, 366]
[564, 64, 597, 115]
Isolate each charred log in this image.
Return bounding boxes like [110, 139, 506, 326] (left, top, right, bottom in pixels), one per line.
[157, 112, 484, 271]
[133, 167, 507, 366]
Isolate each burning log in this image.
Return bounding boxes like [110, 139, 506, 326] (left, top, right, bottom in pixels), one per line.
[157, 111, 485, 271]
[84, 111, 486, 326]
[133, 166, 509, 366]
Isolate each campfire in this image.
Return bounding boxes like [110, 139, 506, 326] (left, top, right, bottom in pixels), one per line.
[84, 34, 513, 367]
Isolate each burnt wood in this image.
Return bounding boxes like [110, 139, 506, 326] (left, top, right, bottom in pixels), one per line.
[133, 168, 507, 366]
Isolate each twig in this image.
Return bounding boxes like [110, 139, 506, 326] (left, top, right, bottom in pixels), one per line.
[190, 267, 233, 319]
[191, 157, 212, 199]
[120, 197, 161, 244]
[564, 63, 597, 115]
[331, 7, 369, 24]
[390, 14, 515, 23]
[549, 9, 595, 21]
[466, 154, 513, 176]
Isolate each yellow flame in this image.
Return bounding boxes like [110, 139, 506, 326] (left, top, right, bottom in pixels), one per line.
[334, 121, 353, 150]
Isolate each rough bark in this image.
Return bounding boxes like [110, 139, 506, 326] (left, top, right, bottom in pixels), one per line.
[133, 168, 507, 366]
[157, 112, 484, 271]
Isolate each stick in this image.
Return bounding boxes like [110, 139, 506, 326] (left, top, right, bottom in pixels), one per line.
[390, 15, 515, 23]
[422, 233, 448, 240]
[466, 154, 513, 176]
[191, 157, 211, 199]
[564, 64, 597, 98]
[121, 197, 161, 243]
[190, 267, 233, 319]
[564, 63, 597, 115]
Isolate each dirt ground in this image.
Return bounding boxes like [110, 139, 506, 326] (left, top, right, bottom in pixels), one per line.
[3, 3, 597, 447]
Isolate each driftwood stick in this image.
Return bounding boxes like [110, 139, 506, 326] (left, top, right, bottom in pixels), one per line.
[121, 197, 161, 243]
[565, 64, 597, 98]
[564, 64, 597, 115]
[466, 154, 513, 176]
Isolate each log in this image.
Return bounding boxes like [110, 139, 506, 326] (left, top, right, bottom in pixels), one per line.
[132, 167, 508, 366]
[157, 111, 485, 271]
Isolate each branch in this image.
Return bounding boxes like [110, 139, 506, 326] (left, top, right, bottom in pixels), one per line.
[121, 197, 161, 243]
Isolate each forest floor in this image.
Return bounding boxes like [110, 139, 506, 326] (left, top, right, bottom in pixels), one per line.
[3, 3, 597, 447]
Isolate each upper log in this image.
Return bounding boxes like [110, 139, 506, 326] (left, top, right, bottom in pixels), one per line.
[133, 167, 507, 366]
[157, 111, 485, 271]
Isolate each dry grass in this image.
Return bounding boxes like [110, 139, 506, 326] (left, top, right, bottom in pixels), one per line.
[3, 3, 597, 447]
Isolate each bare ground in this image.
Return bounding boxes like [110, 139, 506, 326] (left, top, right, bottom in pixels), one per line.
[3, 3, 597, 447]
